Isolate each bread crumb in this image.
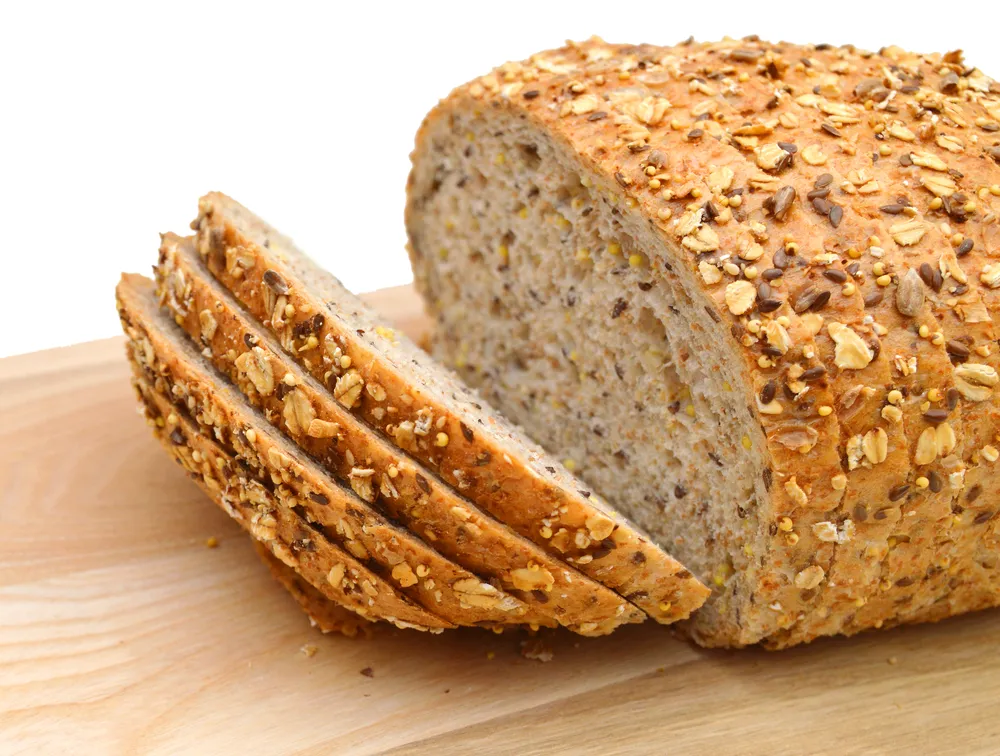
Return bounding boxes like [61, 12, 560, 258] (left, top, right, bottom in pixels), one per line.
[205, 536, 219, 548]
[360, 666, 374, 677]
[887, 656, 899, 665]
[520, 638, 554, 663]
[300, 644, 318, 658]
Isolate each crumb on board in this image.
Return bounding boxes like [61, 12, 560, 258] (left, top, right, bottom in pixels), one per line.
[360, 666, 374, 677]
[205, 536, 219, 548]
[300, 644, 318, 658]
[520, 638, 554, 663]
[888, 656, 899, 665]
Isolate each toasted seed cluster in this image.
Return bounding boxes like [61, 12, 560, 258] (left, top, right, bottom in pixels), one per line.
[407, 36, 1000, 648]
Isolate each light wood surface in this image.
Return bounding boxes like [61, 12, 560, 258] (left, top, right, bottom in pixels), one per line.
[1, 284, 998, 756]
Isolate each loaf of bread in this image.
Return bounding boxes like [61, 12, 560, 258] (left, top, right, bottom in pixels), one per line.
[406, 37, 1000, 647]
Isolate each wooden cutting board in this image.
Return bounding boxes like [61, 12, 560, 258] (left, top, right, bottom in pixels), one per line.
[2, 284, 998, 756]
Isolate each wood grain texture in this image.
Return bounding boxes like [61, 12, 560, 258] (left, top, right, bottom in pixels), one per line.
[1, 284, 998, 756]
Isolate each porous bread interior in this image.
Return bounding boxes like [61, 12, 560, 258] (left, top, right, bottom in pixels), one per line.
[408, 105, 773, 636]
[216, 196, 648, 530]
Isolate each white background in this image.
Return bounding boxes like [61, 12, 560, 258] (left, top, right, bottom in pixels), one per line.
[2, 0, 997, 358]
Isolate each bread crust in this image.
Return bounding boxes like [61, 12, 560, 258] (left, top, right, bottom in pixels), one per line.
[192, 193, 710, 624]
[155, 233, 643, 635]
[118, 273, 550, 630]
[406, 38, 1000, 647]
[253, 541, 373, 638]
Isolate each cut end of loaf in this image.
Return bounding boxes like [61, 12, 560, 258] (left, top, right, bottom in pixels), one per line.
[407, 102, 770, 646]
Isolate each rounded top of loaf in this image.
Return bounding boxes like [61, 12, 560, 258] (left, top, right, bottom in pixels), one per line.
[441, 36, 999, 315]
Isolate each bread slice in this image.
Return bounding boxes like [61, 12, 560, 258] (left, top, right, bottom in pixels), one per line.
[405, 37, 1000, 647]
[118, 273, 551, 630]
[192, 193, 709, 624]
[253, 541, 373, 637]
[155, 234, 641, 635]
[130, 370, 432, 630]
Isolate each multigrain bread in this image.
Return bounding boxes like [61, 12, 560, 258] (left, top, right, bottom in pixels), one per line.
[155, 233, 643, 635]
[405, 37, 1000, 647]
[130, 372, 420, 630]
[253, 541, 373, 637]
[192, 193, 710, 624]
[118, 273, 549, 631]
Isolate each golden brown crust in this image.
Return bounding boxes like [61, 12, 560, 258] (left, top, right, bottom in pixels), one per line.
[252, 541, 373, 638]
[411, 37, 1000, 647]
[192, 193, 710, 624]
[117, 273, 552, 631]
[154, 233, 643, 635]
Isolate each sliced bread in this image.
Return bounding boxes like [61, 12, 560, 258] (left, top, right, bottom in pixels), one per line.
[118, 273, 550, 630]
[155, 233, 642, 634]
[192, 193, 710, 624]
